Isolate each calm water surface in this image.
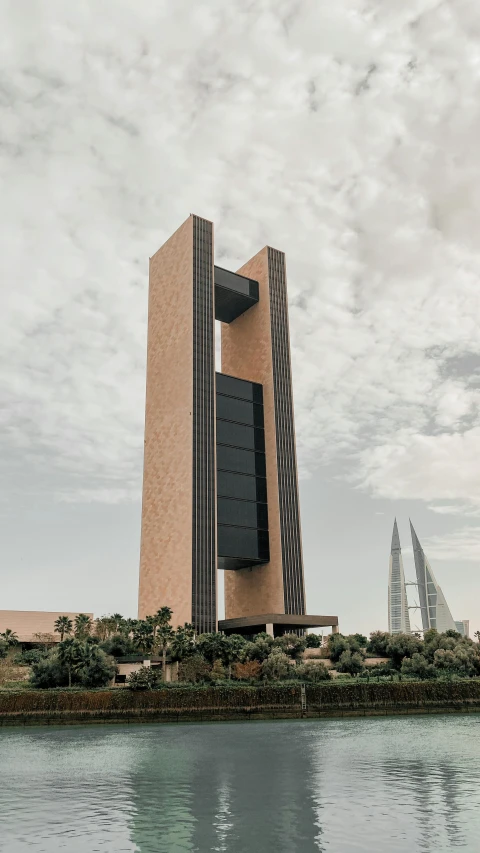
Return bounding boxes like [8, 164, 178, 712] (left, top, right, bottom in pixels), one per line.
[1, 716, 479, 852]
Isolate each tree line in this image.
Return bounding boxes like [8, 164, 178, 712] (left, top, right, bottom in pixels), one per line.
[328, 629, 480, 679]
[2, 615, 479, 689]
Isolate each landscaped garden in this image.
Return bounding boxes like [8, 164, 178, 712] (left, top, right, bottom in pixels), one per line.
[1, 609, 480, 692]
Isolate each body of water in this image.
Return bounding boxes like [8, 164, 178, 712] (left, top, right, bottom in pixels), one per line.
[1, 715, 479, 852]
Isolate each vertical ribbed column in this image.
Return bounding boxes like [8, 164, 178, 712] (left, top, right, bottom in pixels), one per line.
[192, 216, 217, 633]
[267, 248, 305, 615]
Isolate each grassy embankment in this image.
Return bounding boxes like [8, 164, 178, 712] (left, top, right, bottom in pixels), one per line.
[1, 679, 480, 726]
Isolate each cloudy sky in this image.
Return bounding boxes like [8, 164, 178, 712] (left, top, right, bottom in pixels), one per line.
[1, 0, 479, 637]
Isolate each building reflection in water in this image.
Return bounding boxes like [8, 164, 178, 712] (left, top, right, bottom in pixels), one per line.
[2, 718, 479, 852]
[380, 758, 467, 851]
[127, 721, 325, 853]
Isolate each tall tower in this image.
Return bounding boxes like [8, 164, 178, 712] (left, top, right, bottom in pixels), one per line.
[410, 521, 456, 633]
[388, 519, 411, 634]
[138, 216, 216, 633]
[138, 215, 338, 637]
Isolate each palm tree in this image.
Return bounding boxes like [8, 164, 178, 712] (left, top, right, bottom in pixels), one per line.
[74, 614, 92, 640]
[156, 623, 175, 678]
[124, 618, 138, 638]
[58, 638, 83, 688]
[223, 634, 247, 679]
[94, 617, 110, 642]
[170, 623, 196, 661]
[146, 607, 173, 655]
[154, 607, 173, 626]
[54, 616, 73, 642]
[132, 620, 154, 654]
[475, 630, 480, 644]
[112, 614, 125, 633]
[0, 629, 19, 648]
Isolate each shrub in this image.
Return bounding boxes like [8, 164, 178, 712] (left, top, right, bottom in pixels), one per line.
[344, 635, 365, 654]
[273, 633, 306, 661]
[0, 640, 8, 660]
[210, 659, 226, 681]
[401, 653, 437, 680]
[366, 631, 391, 657]
[16, 648, 48, 666]
[196, 633, 230, 664]
[386, 634, 423, 669]
[434, 647, 480, 678]
[327, 634, 350, 663]
[78, 648, 116, 688]
[336, 650, 365, 675]
[296, 662, 331, 682]
[239, 637, 273, 664]
[30, 654, 69, 688]
[127, 666, 160, 690]
[261, 650, 291, 681]
[29, 642, 115, 689]
[100, 634, 135, 657]
[423, 629, 456, 660]
[178, 654, 211, 683]
[232, 660, 262, 681]
[366, 661, 395, 677]
[350, 634, 368, 648]
[305, 633, 322, 648]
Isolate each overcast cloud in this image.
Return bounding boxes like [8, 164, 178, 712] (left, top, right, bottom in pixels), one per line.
[1, 0, 479, 636]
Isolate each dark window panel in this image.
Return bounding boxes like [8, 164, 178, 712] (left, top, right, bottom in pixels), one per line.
[218, 525, 270, 561]
[217, 445, 266, 477]
[215, 288, 258, 324]
[217, 498, 269, 530]
[216, 373, 263, 404]
[216, 420, 265, 452]
[216, 394, 264, 428]
[214, 267, 259, 298]
[217, 471, 267, 503]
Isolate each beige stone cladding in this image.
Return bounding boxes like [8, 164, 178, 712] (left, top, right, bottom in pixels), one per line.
[0, 611, 94, 643]
[138, 216, 195, 627]
[221, 248, 285, 618]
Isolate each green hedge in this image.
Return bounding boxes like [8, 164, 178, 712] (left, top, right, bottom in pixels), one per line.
[306, 679, 480, 708]
[0, 685, 299, 716]
[1, 680, 479, 721]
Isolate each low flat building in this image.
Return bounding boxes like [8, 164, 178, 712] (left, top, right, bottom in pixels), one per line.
[219, 613, 338, 638]
[0, 611, 94, 644]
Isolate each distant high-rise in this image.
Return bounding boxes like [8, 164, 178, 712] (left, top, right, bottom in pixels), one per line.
[410, 521, 456, 633]
[388, 519, 411, 634]
[455, 620, 470, 638]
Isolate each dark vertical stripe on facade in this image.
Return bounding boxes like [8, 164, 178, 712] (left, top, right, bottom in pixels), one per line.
[192, 216, 217, 633]
[267, 248, 306, 615]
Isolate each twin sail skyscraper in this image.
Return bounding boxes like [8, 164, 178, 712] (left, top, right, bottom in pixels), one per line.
[388, 519, 411, 634]
[409, 521, 457, 634]
[388, 519, 460, 635]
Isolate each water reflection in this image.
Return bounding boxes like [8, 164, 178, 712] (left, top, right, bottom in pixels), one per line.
[380, 757, 467, 850]
[128, 722, 324, 852]
[1, 716, 479, 852]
